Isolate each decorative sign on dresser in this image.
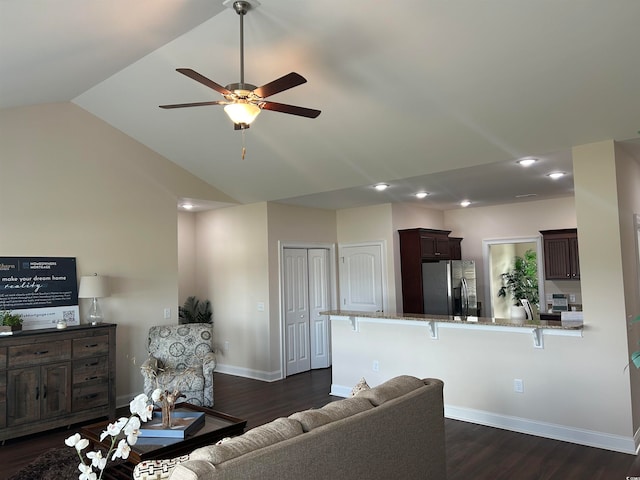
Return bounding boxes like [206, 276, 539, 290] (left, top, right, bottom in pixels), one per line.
[0, 323, 116, 441]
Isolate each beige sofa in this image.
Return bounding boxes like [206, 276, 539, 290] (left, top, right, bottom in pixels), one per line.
[168, 375, 446, 480]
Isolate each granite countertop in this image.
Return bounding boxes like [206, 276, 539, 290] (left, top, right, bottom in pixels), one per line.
[321, 310, 583, 330]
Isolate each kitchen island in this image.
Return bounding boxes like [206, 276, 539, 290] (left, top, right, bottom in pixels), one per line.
[322, 310, 629, 454]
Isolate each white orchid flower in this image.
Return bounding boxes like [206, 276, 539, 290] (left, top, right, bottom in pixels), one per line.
[65, 433, 89, 451]
[124, 415, 141, 445]
[112, 438, 131, 460]
[151, 388, 163, 402]
[130, 393, 149, 415]
[99, 417, 128, 442]
[131, 393, 154, 422]
[78, 462, 97, 480]
[86, 450, 107, 471]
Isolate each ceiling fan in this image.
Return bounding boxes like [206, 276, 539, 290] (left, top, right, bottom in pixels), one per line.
[159, 0, 321, 130]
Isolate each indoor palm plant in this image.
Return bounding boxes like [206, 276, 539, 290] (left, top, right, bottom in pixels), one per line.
[178, 296, 212, 324]
[497, 249, 539, 318]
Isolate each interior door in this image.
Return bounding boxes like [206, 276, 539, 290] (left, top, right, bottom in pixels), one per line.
[338, 243, 384, 312]
[283, 248, 311, 376]
[308, 249, 330, 369]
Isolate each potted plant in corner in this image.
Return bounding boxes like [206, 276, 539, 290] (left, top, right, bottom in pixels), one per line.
[178, 296, 213, 324]
[497, 249, 540, 320]
[0, 310, 23, 334]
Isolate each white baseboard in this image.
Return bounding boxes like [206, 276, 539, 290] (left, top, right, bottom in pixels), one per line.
[330, 383, 352, 397]
[445, 404, 637, 455]
[331, 382, 636, 454]
[215, 363, 282, 382]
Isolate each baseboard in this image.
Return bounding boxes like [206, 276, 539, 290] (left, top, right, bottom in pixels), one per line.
[330, 383, 352, 397]
[445, 404, 637, 455]
[215, 363, 282, 382]
[331, 382, 636, 454]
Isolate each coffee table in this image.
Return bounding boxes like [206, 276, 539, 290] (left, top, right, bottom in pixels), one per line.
[80, 403, 246, 480]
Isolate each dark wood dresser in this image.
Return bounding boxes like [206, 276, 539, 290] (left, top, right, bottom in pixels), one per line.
[0, 323, 116, 441]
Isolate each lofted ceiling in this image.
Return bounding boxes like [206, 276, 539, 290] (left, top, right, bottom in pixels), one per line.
[2, 0, 639, 211]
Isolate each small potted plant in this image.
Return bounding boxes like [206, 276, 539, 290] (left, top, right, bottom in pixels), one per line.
[0, 310, 23, 334]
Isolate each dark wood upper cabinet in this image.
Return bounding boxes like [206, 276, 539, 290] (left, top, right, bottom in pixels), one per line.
[398, 228, 463, 313]
[540, 228, 580, 280]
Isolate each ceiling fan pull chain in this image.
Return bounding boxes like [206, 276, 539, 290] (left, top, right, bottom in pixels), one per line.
[241, 128, 247, 160]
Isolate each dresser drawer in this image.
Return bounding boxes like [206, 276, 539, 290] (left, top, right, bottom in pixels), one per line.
[73, 335, 110, 359]
[73, 356, 109, 385]
[73, 383, 108, 411]
[8, 340, 71, 367]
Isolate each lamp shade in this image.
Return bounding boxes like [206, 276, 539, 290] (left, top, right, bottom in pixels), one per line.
[78, 274, 110, 299]
[224, 102, 261, 125]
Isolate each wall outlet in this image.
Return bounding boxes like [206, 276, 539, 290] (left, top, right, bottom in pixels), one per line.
[163, 307, 171, 319]
[257, 302, 265, 312]
[569, 294, 576, 302]
[514, 378, 524, 393]
[372, 360, 380, 372]
[224, 341, 230, 354]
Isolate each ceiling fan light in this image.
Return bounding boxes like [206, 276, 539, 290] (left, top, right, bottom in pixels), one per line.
[224, 102, 261, 125]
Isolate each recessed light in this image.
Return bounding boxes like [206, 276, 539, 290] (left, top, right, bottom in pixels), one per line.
[517, 157, 538, 167]
[181, 203, 194, 210]
[374, 183, 389, 191]
[415, 192, 429, 199]
[460, 200, 471, 207]
[547, 172, 566, 180]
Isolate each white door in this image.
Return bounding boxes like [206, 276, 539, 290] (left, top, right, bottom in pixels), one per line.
[308, 249, 331, 369]
[284, 248, 310, 376]
[339, 243, 384, 312]
[283, 248, 331, 376]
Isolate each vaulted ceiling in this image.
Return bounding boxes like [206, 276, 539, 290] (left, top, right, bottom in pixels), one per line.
[2, 0, 639, 210]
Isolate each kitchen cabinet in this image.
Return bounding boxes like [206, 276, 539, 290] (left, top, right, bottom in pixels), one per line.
[449, 237, 463, 261]
[398, 228, 463, 313]
[0, 323, 116, 441]
[540, 229, 580, 280]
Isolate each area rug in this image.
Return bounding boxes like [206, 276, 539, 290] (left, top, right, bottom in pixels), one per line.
[8, 447, 80, 480]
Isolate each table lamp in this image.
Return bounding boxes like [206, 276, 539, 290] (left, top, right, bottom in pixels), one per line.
[78, 273, 110, 325]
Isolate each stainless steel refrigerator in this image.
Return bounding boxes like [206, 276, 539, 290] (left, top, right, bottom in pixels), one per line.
[422, 260, 477, 317]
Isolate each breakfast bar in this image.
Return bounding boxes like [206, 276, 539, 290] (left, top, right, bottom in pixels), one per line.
[322, 309, 583, 349]
[321, 309, 623, 452]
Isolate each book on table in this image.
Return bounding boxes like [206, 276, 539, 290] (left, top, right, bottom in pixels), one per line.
[138, 411, 205, 438]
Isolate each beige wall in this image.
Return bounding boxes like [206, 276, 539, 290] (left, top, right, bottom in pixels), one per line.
[0, 103, 232, 403]
[188, 202, 337, 379]
[178, 211, 197, 305]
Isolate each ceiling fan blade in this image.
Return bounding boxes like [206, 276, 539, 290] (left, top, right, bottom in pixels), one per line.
[261, 101, 321, 119]
[176, 68, 231, 96]
[159, 101, 226, 109]
[253, 72, 307, 99]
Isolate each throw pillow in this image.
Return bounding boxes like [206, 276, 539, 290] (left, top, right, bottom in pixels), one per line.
[350, 377, 371, 397]
[133, 454, 190, 480]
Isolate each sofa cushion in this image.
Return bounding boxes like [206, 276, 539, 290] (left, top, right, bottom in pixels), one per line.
[355, 375, 425, 406]
[190, 417, 303, 465]
[289, 396, 374, 432]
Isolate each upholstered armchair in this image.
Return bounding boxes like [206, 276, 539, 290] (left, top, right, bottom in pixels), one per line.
[140, 323, 216, 407]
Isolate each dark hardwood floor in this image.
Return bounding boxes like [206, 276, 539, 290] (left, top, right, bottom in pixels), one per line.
[1, 368, 638, 479]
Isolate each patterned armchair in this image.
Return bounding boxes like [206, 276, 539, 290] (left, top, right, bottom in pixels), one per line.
[140, 324, 215, 407]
